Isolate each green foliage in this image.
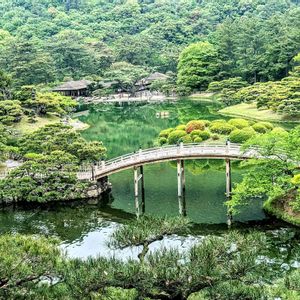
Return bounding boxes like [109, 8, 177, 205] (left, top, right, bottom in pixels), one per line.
[229, 128, 256, 143]
[105, 62, 148, 94]
[109, 216, 190, 249]
[177, 42, 220, 91]
[0, 1, 298, 87]
[25, 92, 76, 116]
[227, 126, 300, 215]
[227, 67, 300, 116]
[0, 69, 12, 100]
[193, 137, 203, 143]
[167, 130, 187, 144]
[0, 234, 63, 299]
[158, 137, 167, 146]
[208, 77, 248, 93]
[158, 118, 281, 146]
[1, 228, 296, 299]
[176, 124, 186, 131]
[210, 122, 235, 134]
[0, 151, 89, 204]
[20, 123, 106, 162]
[252, 123, 269, 133]
[0, 100, 22, 124]
[181, 134, 192, 143]
[159, 128, 174, 138]
[228, 118, 249, 129]
[191, 130, 210, 141]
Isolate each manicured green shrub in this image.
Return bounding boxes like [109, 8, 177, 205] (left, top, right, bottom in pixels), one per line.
[252, 123, 268, 133]
[212, 134, 219, 140]
[190, 130, 202, 137]
[210, 122, 235, 134]
[198, 130, 211, 140]
[194, 137, 203, 143]
[167, 130, 187, 144]
[259, 122, 274, 130]
[228, 118, 249, 129]
[190, 130, 210, 141]
[159, 128, 174, 138]
[181, 135, 192, 143]
[159, 137, 167, 145]
[210, 119, 226, 125]
[229, 128, 255, 143]
[271, 127, 288, 135]
[186, 120, 205, 133]
[176, 125, 186, 131]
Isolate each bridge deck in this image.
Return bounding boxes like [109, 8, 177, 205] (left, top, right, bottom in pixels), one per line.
[78, 143, 258, 180]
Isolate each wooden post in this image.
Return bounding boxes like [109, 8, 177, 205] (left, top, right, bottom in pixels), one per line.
[140, 166, 145, 214]
[177, 160, 186, 216]
[134, 166, 140, 218]
[225, 159, 231, 198]
[177, 160, 182, 198]
[181, 160, 185, 195]
[225, 159, 233, 226]
[91, 164, 95, 181]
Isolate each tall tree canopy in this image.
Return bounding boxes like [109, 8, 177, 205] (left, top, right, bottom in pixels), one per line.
[0, 0, 299, 86]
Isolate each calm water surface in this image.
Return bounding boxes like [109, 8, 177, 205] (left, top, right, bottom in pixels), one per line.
[1, 99, 300, 266]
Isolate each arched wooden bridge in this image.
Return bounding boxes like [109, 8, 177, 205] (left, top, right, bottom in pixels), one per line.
[78, 143, 258, 180]
[78, 143, 262, 224]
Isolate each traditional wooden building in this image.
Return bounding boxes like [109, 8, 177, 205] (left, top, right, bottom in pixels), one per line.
[136, 72, 169, 91]
[53, 80, 92, 97]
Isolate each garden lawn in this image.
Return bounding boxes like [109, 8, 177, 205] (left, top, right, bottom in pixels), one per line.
[12, 115, 88, 134]
[12, 115, 61, 133]
[219, 102, 299, 123]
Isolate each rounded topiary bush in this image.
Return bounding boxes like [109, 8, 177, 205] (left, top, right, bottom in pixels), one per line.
[271, 127, 287, 135]
[252, 123, 268, 133]
[176, 124, 186, 131]
[159, 128, 174, 138]
[259, 122, 274, 130]
[210, 123, 235, 134]
[167, 130, 187, 144]
[190, 130, 202, 137]
[186, 120, 205, 133]
[229, 128, 255, 143]
[194, 137, 203, 143]
[228, 118, 249, 129]
[181, 134, 192, 143]
[210, 119, 227, 125]
[212, 134, 219, 140]
[159, 137, 167, 145]
[198, 130, 211, 141]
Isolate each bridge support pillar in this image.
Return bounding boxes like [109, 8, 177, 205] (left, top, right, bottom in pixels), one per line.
[133, 166, 145, 218]
[225, 159, 233, 227]
[177, 160, 186, 216]
[140, 166, 145, 214]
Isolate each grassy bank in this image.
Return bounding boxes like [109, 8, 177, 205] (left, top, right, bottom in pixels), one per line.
[219, 102, 300, 123]
[263, 191, 300, 226]
[12, 115, 89, 134]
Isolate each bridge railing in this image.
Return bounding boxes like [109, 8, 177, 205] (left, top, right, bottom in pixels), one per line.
[89, 143, 246, 174]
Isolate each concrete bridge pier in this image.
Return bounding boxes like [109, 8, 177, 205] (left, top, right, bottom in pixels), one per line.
[225, 159, 233, 226]
[134, 166, 145, 218]
[177, 160, 186, 216]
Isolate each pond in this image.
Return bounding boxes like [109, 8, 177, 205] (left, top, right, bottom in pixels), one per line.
[1, 98, 300, 269]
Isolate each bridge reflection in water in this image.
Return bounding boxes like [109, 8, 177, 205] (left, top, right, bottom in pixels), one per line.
[78, 143, 260, 225]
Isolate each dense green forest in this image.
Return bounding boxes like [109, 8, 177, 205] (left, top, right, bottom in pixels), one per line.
[0, 0, 300, 87]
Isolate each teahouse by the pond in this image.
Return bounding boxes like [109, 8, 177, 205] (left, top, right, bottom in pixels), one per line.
[53, 79, 92, 97]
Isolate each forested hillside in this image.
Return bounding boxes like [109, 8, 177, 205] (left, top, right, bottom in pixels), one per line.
[0, 0, 300, 86]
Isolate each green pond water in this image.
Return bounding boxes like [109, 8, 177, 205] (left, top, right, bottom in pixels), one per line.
[1, 99, 300, 267]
